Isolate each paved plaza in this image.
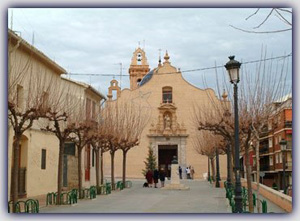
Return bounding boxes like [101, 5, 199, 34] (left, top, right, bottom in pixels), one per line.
[40, 179, 286, 214]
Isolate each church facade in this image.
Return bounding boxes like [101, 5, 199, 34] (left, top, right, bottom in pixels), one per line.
[103, 47, 227, 179]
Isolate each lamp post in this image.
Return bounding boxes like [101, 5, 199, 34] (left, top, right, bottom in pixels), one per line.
[279, 138, 287, 194]
[224, 110, 232, 190]
[225, 56, 242, 213]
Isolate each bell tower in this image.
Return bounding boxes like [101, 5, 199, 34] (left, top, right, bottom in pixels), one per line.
[129, 47, 150, 90]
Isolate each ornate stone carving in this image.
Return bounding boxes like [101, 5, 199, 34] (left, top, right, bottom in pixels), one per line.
[148, 102, 187, 137]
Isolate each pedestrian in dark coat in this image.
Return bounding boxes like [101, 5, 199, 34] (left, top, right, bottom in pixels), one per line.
[145, 170, 153, 187]
[153, 169, 159, 188]
[159, 168, 166, 188]
[179, 166, 182, 179]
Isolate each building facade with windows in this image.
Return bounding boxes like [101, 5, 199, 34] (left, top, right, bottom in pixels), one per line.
[8, 30, 106, 199]
[251, 96, 292, 192]
[8, 30, 65, 198]
[104, 47, 228, 179]
[61, 78, 106, 191]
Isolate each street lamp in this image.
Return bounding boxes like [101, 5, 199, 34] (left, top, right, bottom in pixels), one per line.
[223, 109, 232, 190]
[279, 138, 287, 194]
[225, 55, 242, 213]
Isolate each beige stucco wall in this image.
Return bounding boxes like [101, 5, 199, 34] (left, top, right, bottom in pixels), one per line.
[8, 30, 102, 198]
[8, 31, 64, 199]
[103, 55, 228, 180]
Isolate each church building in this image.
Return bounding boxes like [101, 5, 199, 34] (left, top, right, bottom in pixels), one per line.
[104, 47, 227, 179]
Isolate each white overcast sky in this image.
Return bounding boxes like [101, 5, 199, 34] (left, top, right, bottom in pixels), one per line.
[7, 7, 292, 96]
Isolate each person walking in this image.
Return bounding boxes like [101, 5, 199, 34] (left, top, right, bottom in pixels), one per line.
[179, 166, 182, 179]
[186, 166, 191, 179]
[153, 169, 159, 188]
[159, 168, 166, 188]
[190, 166, 195, 179]
[145, 170, 153, 187]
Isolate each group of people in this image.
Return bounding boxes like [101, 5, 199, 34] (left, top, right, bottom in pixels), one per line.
[145, 168, 166, 188]
[178, 165, 195, 179]
[145, 165, 195, 187]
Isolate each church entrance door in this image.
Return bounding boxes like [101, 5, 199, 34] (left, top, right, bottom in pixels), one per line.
[158, 145, 177, 178]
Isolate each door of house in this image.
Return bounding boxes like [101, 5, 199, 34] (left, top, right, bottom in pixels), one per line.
[158, 145, 178, 178]
[63, 155, 68, 187]
[85, 145, 91, 181]
[10, 144, 27, 199]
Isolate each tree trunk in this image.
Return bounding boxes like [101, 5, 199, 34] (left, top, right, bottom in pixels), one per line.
[207, 157, 210, 181]
[100, 150, 104, 185]
[95, 149, 100, 188]
[11, 136, 21, 212]
[57, 140, 64, 205]
[210, 158, 216, 181]
[110, 151, 115, 190]
[255, 141, 261, 213]
[245, 145, 254, 212]
[122, 150, 127, 186]
[77, 147, 83, 199]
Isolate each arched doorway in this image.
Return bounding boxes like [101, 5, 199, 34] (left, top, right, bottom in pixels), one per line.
[10, 135, 28, 199]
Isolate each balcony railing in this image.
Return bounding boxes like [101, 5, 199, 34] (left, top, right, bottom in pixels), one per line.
[260, 145, 269, 154]
[286, 162, 292, 170]
[284, 121, 292, 128]
[260, 165, 270, 171]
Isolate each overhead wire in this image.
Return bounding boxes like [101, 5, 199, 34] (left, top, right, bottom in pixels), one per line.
[64, 53, 292, 77]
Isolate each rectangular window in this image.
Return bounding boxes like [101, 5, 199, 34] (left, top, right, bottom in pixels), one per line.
[42, 92, 49, 110]
[41, 149, 46, 170]
[269, 138, 273, 148]
[17, 84, 24, 110]
[92, 101, 96, 119]
[269, 156, 273, 166]
[163, 87, 173, 103]
[85, 145, 91, 181]
[279, 152, 282, 163]
[64, 142, 75, 155]
[275, 154, 279, 164]
[92, 149, 95, 167]
[86, 98, 91, 120]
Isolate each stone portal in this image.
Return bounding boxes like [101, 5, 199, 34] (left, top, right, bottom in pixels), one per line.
[158, 145, 177, 178]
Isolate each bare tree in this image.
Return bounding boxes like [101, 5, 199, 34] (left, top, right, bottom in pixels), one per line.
[69, 117, 95, 198]
[90, 130, 109, 188]
[230, 8, 292, 34]
[41, 80, 79, 204]
[8, 31, 58, 211]
[193, 127, 226, 180]
[117, 100, 150, 186]
[194, 49, 291, 212]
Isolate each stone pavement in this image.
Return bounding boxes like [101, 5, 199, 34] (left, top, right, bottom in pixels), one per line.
[251, 189, 286, 213]
[39, 179, 286, 214]
[40, 179, 230, 213]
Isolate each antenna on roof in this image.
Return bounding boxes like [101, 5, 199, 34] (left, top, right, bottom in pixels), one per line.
[138, 41, 141, 48]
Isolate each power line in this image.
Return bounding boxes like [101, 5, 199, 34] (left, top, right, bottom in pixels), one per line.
[65, 53, 292, 77]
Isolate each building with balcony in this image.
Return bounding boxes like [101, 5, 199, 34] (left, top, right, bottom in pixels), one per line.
[252, 95, 292, 192]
